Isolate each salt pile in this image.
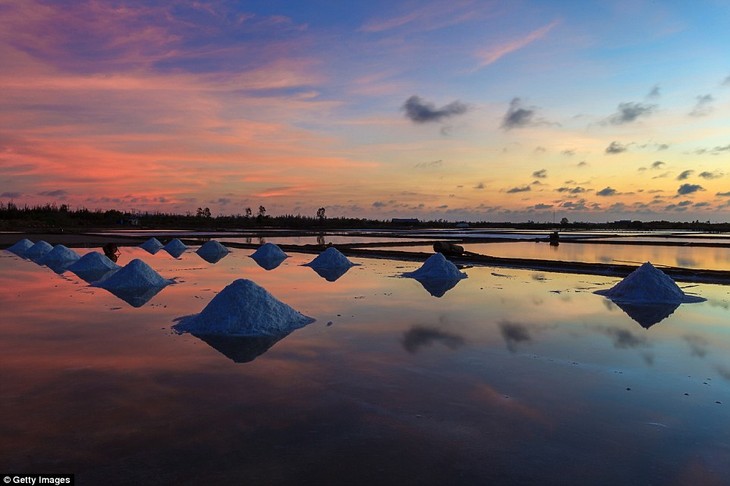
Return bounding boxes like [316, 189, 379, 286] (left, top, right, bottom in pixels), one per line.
[93, 258, 173, 307]
[402, 253, 467, 281]
[5, 238, 34, 257]
[163, 238, 187, 258]
[196, 240, 230, 264]
[95, 259, 173, 291]
[304, 247, 357, 281]
[250, 243, 288, 270]
[24, 240, 54, 262]
[139, 237, 163, 254]
[594, 262, 705, 304]
[305, 247, 354, 270]
[402, 253, 467, 297]
[173, 279, 315, 337]
[67, 251, 120, 283]
[38, 244, 80, 273]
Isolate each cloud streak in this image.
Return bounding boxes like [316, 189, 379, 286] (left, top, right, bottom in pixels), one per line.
[474, 20, 559, 70]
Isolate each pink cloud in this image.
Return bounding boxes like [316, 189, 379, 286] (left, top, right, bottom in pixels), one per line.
[474, 20, 560, 70]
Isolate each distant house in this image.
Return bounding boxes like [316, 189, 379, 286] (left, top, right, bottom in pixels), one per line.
[455, 222, 469, 228]
[391, 218, 419, 225]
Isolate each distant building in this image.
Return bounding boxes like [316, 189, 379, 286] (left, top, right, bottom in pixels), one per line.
[455, 222, 469, 228]
[391, 218, 419, 225]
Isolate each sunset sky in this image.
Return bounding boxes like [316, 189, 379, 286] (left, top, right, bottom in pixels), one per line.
[1, 0, 729, 222]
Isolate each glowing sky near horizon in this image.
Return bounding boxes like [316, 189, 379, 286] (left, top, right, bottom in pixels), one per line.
[1, 0, 729, 222]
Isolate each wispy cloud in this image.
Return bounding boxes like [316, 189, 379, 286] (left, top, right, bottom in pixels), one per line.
[506, 185, 531, 193]
[689, 94, 714, 117]
[676, 170, 693, 181]
[474, 20, 559, 70]
[604, 102, 657, 125]
[501, 98, 555, 130]
[605, 141, 628, 154]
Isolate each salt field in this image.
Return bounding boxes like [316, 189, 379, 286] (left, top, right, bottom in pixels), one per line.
[1, 240, 730, 484]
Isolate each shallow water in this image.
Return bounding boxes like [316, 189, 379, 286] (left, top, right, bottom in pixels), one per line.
[1, 246, 730, 485]
[377, 241, 730, 271]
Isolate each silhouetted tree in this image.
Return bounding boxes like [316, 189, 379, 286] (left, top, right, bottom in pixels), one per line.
[258, 206, 266, 217]
[317, 207, 326, 222]
[245, 207, 252, 218]
[203, 207, 212, 218]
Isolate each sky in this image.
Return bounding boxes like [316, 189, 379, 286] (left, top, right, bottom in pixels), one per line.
[1, 0, 729, 222]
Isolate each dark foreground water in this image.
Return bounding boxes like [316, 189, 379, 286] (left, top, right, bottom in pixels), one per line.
[1, 245, 729, 485]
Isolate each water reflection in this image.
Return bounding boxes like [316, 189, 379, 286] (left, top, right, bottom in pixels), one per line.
[191, 333, 288, 363]
[401, 325, 465, 353]
[308, 264, 351, 282]
[251, 253, 287, 271]
[498, 320, 532, 353]
[611, 301, 680, 328]
[411, 276, 463, 297]
[100, 285, 168, 308]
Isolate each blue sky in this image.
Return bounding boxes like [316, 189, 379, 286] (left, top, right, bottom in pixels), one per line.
[1, 0, 729, 221]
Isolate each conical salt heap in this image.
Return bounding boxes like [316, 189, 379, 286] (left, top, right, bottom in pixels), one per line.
[67, 251, 120, 283]
[402, 253, 467, 281]
[173, 279, 315, 337]
[39, 244, 80, 272]
[25, 240, 54, 262]
[140, 237, 164, 254]
[250, 243, 288, 270]
[93, 259, 173, 291]
[594, 262, 705, 304]
[93, 259, 173, 307]
[303, 247, 356, 281]
[163, 238, 187, 258]
[196, 240, 230, 263]
[305, 247, 354, 269]
[5, 239, 34, 257]
[251, 242, 288, 261]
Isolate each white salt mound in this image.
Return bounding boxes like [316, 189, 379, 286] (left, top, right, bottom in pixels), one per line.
[39, 244, 80, 267]
[595, 262, 705, 304]
[140, 237, 163, 253]
[173, 279, 315, 337]
[68, 251, 120, 277]
[305, 247, 354, 269]
[402, 253, 467, 281]
[25, 240, 54, 261]
[163, 238, 187, 257]
[5, 239, 34, 257]
[196, 240, 229, 261]
[94, 258, 173, 291]
[251, 242, 288, 261]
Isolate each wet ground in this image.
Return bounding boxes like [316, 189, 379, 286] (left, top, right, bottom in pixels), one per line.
[1, 240, 729, 485]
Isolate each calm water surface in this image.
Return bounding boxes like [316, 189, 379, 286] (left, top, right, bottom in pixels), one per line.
[383, 242, 730, 271]
[1, 246, 729, 485]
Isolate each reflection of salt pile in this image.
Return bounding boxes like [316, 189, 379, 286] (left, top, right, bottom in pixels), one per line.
[173, 279, 315, 337]
[196, 240, 230, 264]
[93, 258, 174, 307]
[163, 238, 187, 258]
[250, 243, 288, 270]
[402, 253, 467, 297]
[5, 239, 34, 257]
[304, 247, 355, 282]
[25, 240, 54, 262]
[39, 244, 80, 273]
[67, 251, 120, 283]
[595, 262, 705, 304]
[139, 237, 163, 254]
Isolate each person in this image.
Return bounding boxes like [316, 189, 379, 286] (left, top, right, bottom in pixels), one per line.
[103, 242, 120, 263]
